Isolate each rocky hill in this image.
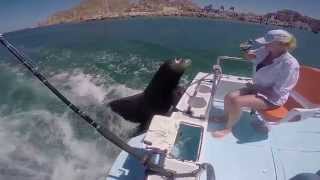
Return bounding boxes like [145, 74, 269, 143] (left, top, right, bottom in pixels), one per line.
[264, 9, 320, 32]
[39, 1, 319, 33]
[40, 0, 200, 26]
[134, 0, 199, 11]
[40, 0, 131, 26]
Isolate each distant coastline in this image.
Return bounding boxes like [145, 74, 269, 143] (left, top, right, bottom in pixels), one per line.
[38, 0, 320, 34]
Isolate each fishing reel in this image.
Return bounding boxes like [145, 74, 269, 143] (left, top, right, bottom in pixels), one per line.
[240, 39, 254, 52]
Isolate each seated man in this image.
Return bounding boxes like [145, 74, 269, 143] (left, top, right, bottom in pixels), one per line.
[212, 29, 300, 138]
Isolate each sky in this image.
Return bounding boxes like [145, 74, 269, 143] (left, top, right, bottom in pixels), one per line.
[0, 0, 82, 33]
[0, 0, 319, 33]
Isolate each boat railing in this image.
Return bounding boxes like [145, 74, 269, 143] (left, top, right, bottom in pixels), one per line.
[216, 56, 254, 77]
[216, 56, 247, 66]
[207, 56, 253, 112]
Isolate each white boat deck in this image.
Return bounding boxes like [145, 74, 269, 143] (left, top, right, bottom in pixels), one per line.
[107, 72, 320, 180]
[203, 101, 320, 180]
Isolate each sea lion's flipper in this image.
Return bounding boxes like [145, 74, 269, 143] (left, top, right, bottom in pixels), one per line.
[172, 86, 185, 107]
[109, 93, 148, 123]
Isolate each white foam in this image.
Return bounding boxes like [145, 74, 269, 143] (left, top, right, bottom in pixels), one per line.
[50, 69, 141, 106]
[0, 108, 125, 180]
[68, 73, 107, 103]
[50, 70, 106, 104]
[0, 67, 141, 180]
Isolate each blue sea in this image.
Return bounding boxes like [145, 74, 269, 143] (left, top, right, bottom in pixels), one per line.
[0, 17, 319, 180]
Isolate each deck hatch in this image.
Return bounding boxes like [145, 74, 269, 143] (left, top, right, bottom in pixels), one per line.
[170, 122, 203, 161]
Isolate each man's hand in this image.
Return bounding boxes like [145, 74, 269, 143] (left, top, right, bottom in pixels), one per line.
[240, 40, 253, 52]
[246, 82, 256, 91]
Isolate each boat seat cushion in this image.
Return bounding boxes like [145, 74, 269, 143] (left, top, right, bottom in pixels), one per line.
[294, 66, 320, 105]
[261, 96, 303, 122]
[260, 66, 320, 122]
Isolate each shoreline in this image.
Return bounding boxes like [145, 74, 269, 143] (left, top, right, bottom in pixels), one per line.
[38, 10, 319, 34]
[6, 14, 318, 35]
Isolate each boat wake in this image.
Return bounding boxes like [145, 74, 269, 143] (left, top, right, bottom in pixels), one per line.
[0, 64, 139, 180]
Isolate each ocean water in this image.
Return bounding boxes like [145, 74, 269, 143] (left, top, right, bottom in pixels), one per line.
[0, 17, 319, 180]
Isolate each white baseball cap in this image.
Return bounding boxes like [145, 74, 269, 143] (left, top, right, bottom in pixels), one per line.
[255, 29, 293, 44]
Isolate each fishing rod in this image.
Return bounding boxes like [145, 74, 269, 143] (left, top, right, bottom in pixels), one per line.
[0, 34, 178, 177]
[0, 34, 216, 179]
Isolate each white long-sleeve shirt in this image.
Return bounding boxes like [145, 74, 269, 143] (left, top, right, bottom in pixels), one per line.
[249, 47, 300, 106]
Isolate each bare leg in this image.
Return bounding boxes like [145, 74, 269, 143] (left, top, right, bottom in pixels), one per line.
[212, 94, 275, 138]
[210, 87, 252, 123]
[212, 96, 242, 138]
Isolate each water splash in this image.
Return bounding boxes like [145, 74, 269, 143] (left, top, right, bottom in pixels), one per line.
[0, 64, 140, 180]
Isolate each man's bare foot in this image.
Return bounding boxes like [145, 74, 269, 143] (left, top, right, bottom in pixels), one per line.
[209, 116, 226, 123]
[212, 129, 231, 138]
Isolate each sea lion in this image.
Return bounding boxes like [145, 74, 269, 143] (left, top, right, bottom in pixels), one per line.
[109, 58, 191, 133]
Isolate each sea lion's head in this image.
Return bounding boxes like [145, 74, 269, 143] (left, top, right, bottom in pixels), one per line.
[144, 58, 191, 98]
[168, 58, 192, 73]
